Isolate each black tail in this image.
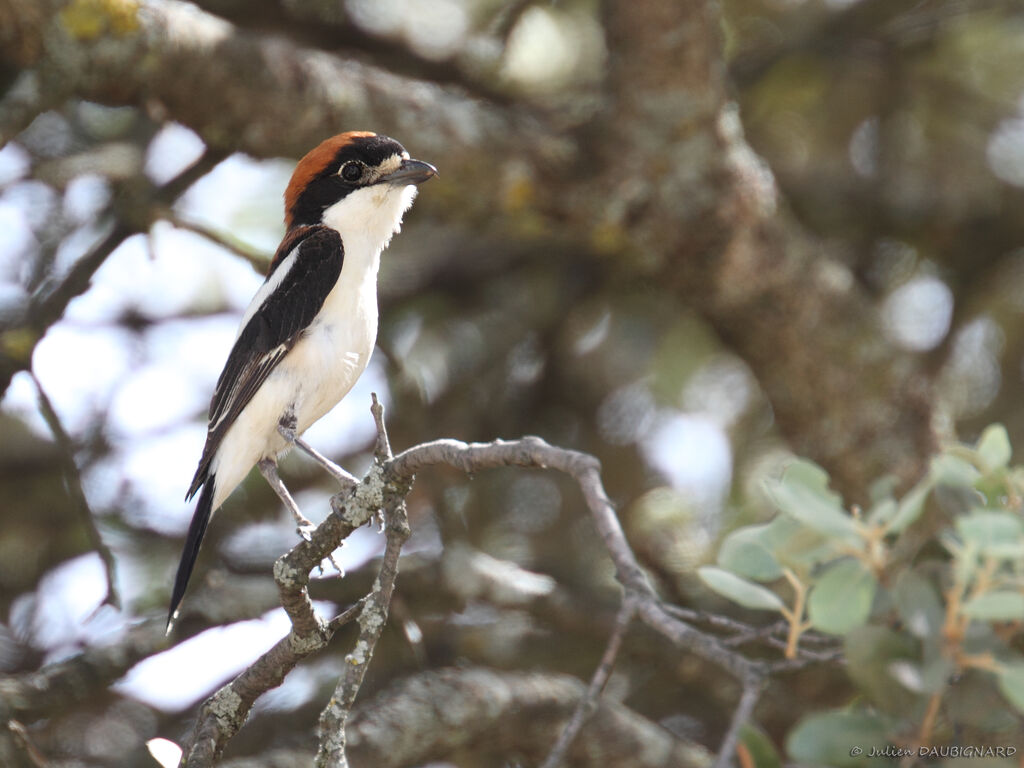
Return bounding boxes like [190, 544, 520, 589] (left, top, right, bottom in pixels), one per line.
[167, 476, 216, 633]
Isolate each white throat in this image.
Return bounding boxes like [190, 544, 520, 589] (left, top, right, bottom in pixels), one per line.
[322, 183, 419, 269]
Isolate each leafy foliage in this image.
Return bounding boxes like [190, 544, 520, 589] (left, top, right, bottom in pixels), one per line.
[700, 425, 1024, 764]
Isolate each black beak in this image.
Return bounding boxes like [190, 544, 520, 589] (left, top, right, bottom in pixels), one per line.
[379, 158, 438, 186]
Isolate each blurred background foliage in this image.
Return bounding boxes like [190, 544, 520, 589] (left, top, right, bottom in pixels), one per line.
[2, 0, 1024, 766]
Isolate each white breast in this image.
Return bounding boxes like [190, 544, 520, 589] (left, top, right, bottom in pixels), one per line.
[207, 181, 418, 510]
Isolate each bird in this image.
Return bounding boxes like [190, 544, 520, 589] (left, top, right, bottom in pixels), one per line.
[167, 131, 437, 630]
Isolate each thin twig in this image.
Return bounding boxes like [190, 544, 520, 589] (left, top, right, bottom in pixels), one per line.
[387, 437, 654, 596]
[7, 719, 49, 768]
[662, 606, 841, 662]
[713, 673, 765, 768]
[326, 597, 368, 633]
[161, 212, 270, 273]
[539, 592, 638, 768]
[31, 372, 121, 610]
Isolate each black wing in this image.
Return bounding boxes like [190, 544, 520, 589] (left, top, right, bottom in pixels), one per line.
[186, 225, 344, 499]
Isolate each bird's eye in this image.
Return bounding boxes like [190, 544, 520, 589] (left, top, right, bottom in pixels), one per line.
[340, 162, 362, 182]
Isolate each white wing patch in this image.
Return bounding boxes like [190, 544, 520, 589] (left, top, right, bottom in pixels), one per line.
[236, 247, 301, 339]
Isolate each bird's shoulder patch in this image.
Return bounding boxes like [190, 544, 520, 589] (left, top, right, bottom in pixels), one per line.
[268, 225, 310, 277]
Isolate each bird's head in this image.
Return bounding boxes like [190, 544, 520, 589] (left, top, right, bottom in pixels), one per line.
[284, 132, 437, 233]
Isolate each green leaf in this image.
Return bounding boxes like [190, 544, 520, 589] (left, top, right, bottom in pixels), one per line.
[976, 424, 1012, 470]
[961, 591, 1024, 621]
[786, 710, 892, 767]
[738, 724, 782, 768]
[885, 476, 932, 534]
[867, 499, 897, 527]
[983, 541, 1024, 560]
[886, 657, 954, 694]
[892, 571, 944, 639]
[808, 559, 877, 635]
[956, 511, 1024, 553]
[844, 627, 919, 714]
[718, 524, 783, 582]
[697, 566, 786, 611]
[761, 515, 839, 571]
[767, 460, 861, 546]
[868, 474, 899, 505]
[996, 662, 1024, 714]
[930, 454, 981, 488]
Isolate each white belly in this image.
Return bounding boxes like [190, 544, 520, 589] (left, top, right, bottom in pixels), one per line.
[209, 268, 378, 510]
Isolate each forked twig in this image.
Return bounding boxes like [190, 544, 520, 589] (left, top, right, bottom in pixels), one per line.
[180, 409, 797, 767]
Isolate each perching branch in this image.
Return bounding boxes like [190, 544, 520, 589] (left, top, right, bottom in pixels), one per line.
[315, 496, 409, 768]
[177, 399, 784, 767]
[179, 400, 411, 768]
[315, 397, 410, 768]
[382, 434, 775, 766]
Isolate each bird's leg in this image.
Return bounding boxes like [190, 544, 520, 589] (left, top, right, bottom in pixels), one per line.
[257, 457, 315, 540]
[277, 415, 358, 492]
[258, 456, 347, 578]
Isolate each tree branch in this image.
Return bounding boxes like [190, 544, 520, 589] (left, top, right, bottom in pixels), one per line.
[160, 211, 270, 273]
[0, 146, 225, 399]
[315, 495, 409, 768]
[0, 619, 167, 723]
[189, 0, 518, 106]
[539, 593, 637, 768]
[173, 398, 791, 767]
[1, 0, 543, 169]
[31, 372, 120, 610]
[344, 667, 712, 768]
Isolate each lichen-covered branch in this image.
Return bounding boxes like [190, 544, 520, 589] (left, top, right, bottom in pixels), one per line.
[344, 668, 712, 768]
[169, 402, 786, 767]
[315, 497, 410, 768]
[0, 619, 167, 723]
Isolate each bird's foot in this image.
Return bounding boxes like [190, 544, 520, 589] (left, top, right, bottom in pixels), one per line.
[291, 516, 344, 579]
[319, 550, 346, 579]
